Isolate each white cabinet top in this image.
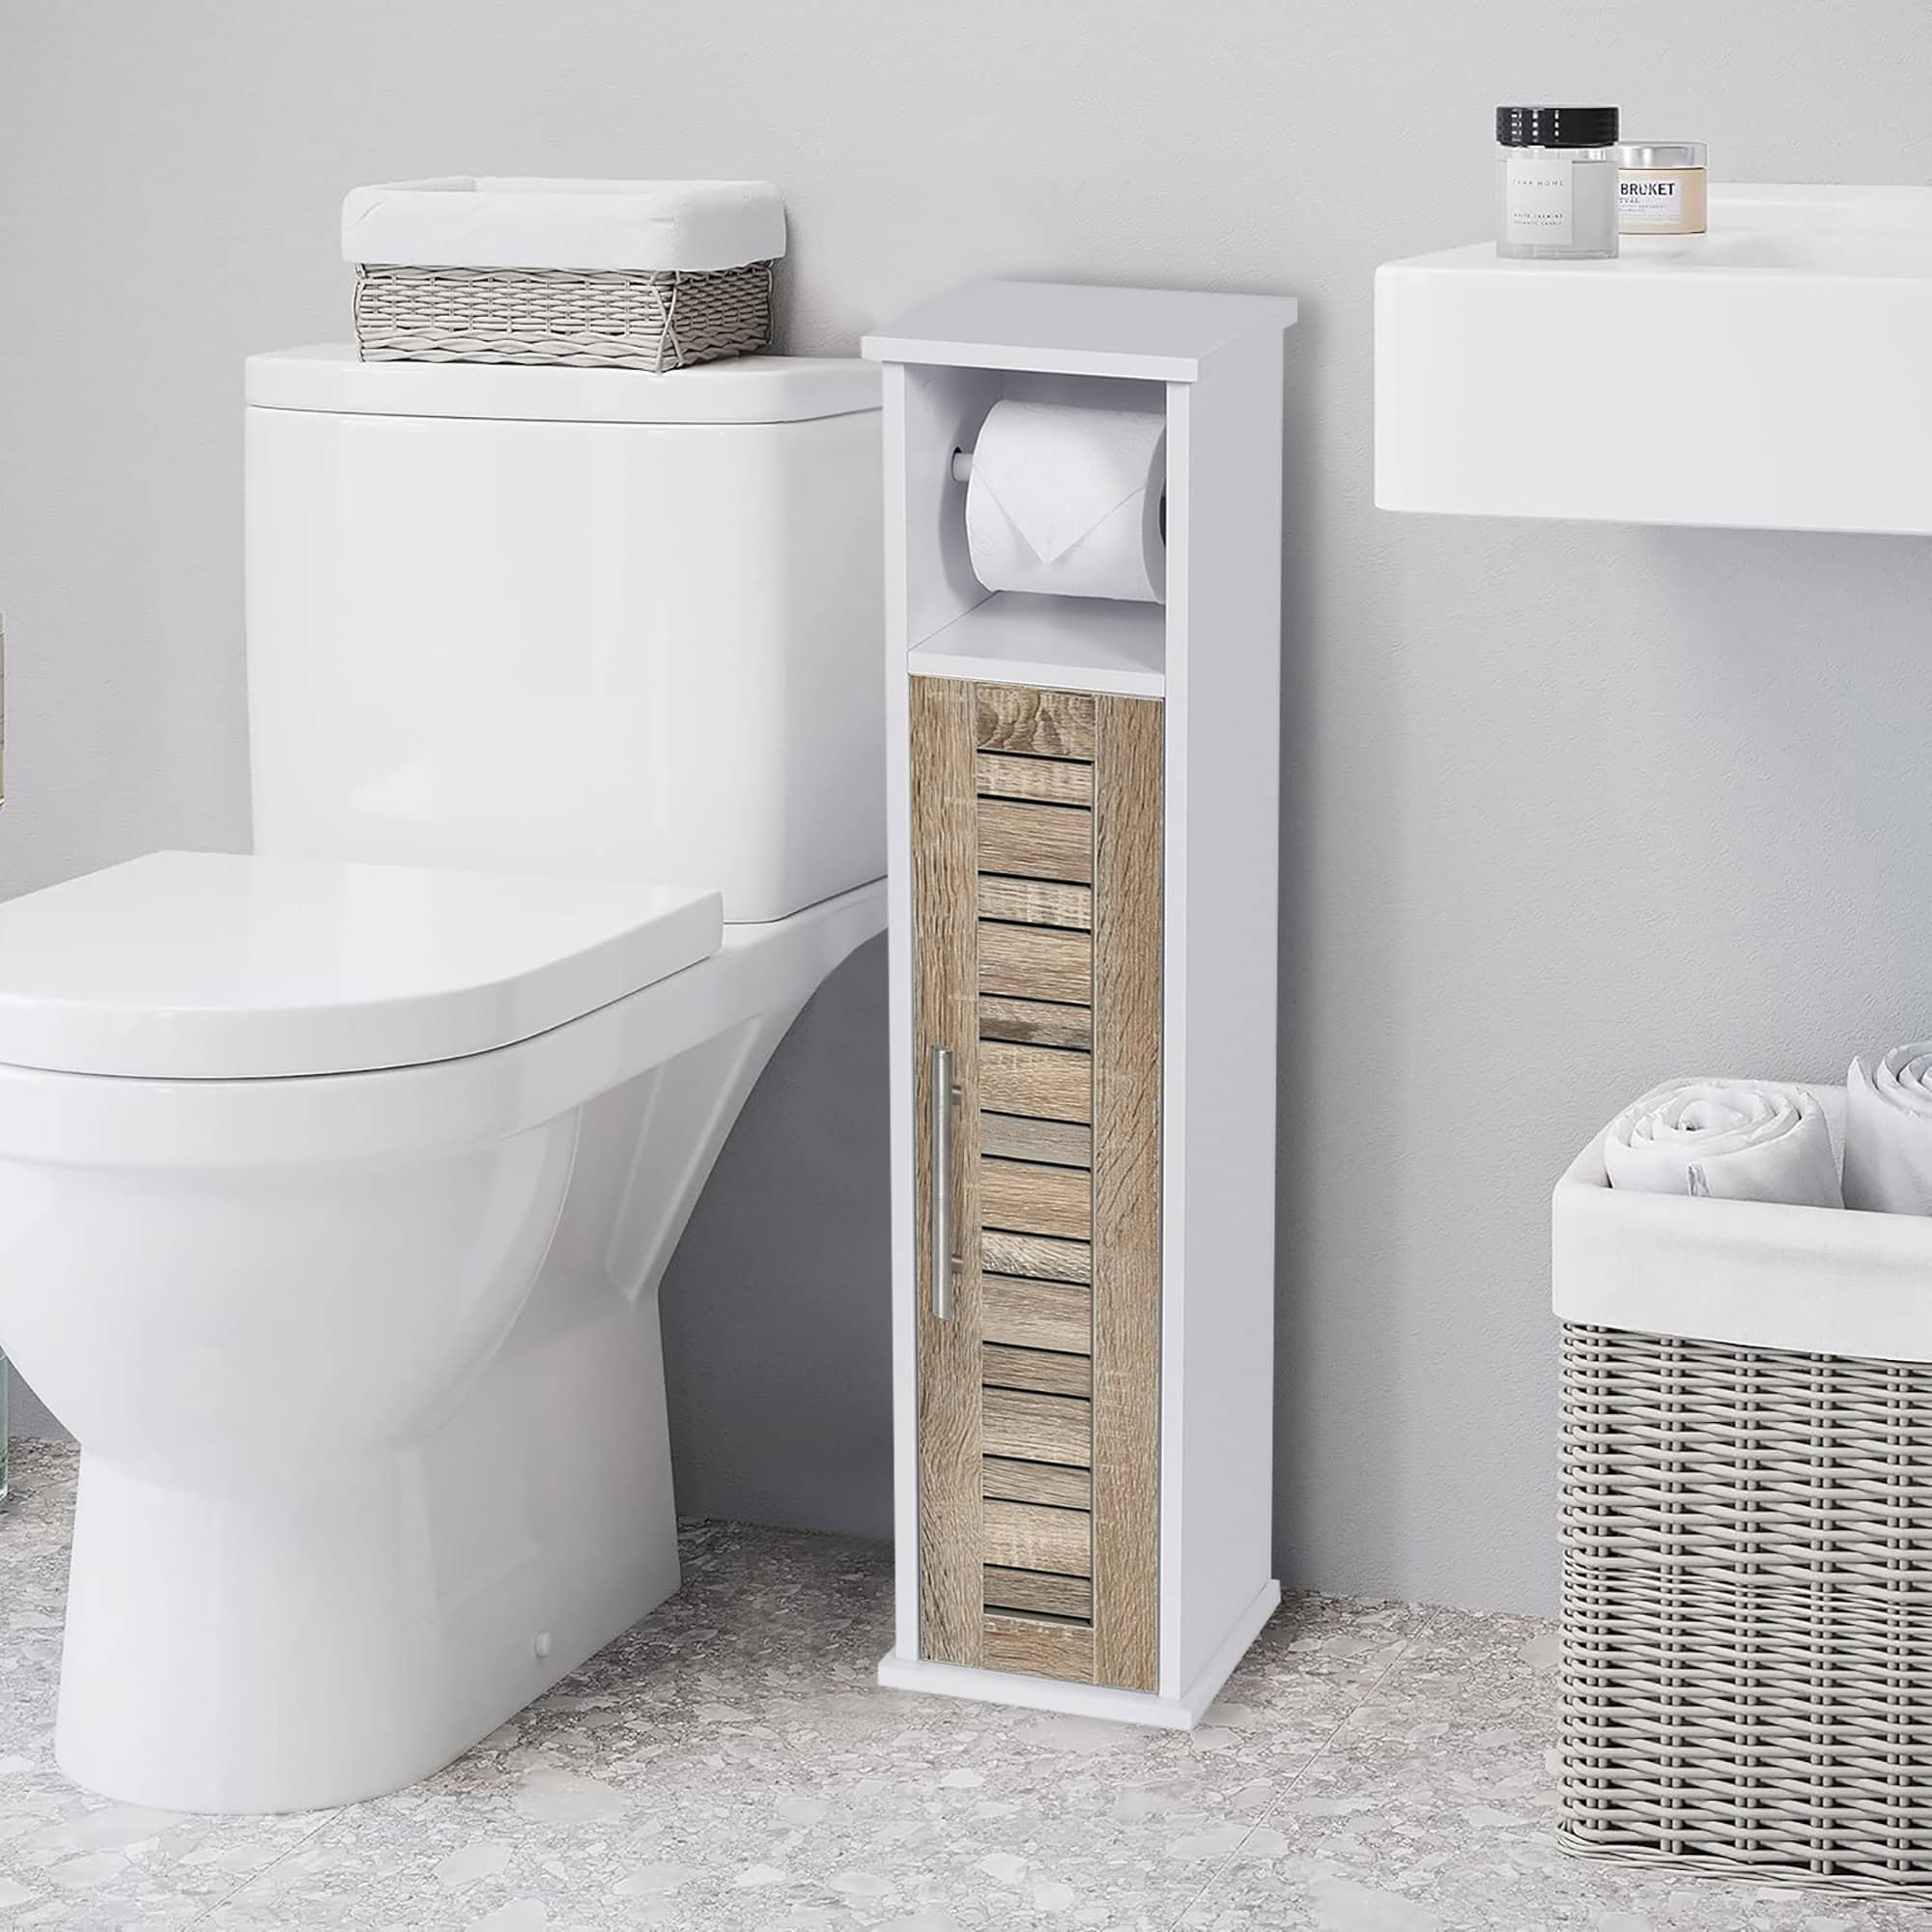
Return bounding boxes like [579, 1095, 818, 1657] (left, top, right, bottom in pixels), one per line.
[865, 278, 1297, 382]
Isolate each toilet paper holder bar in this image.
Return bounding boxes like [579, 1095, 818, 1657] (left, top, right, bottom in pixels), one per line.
[949, 445, 1168, 535]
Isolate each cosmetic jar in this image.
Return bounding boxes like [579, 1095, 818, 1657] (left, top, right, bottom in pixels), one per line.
[1495, 106, 1620, 261]
[1618, 142, 1708, 235]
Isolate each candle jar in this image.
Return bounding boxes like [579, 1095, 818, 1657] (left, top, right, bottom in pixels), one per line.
[1618, 142, 1709, 236]
[1496, 106, 1621, 261]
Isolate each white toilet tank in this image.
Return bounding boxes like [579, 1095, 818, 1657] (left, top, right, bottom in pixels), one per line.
[243, 349, 884, 922]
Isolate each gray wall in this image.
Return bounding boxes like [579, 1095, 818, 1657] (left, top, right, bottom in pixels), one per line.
[5, 1, 1932, 1614]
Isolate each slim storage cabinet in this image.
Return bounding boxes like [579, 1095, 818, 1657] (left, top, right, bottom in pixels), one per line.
[867, 281, 1297, 1726]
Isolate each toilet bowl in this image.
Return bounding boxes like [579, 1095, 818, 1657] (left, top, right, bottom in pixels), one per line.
[0, 347, 886, 1811]
[0, 853, 881, 1813]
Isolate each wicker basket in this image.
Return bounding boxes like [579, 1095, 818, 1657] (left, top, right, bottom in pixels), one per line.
[341, 178, 785, 374]
[1554, 1078, 1932, 1897]
[1559, 1322, 1932, 1896]
[352, 260, 775, 374]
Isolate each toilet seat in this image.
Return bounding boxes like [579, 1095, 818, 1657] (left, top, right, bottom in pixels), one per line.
[0, 849, 722, 1080]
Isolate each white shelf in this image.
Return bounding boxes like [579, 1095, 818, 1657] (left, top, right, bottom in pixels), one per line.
[908, 590, 1166, 698]
[864, 279, 1297, 383]
[1375, 184, 1932, 535]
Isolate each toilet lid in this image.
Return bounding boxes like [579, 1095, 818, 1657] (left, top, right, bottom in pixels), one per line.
[0, 850, 723, 1079]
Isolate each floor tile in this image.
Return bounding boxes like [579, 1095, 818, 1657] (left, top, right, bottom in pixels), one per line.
[1177, 1610, 1930, 1932]
[7, 1443, 1926, 1929]
[197, 1573, 1414, 1929]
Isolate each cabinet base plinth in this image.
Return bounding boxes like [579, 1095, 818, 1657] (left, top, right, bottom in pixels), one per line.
[878, 1578, 1281, 1731]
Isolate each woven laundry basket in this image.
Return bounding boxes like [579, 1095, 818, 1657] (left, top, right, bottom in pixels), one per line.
[341, 178, 784, 373]
[1553, 1079, 1932, 1897]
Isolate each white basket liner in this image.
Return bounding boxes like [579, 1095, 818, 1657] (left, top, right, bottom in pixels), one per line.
[341, 178, 785, 273]
[1554, 1077, 1932, 1362]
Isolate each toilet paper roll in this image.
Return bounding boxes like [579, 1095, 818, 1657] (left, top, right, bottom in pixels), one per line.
[964, 401, 1166, 604]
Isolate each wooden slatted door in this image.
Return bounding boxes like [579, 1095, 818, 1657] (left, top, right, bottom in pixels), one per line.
[912, 676, 1162, 1691]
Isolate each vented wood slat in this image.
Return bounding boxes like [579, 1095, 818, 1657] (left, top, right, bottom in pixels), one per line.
[983, 1498, 1093, 1577]
[976, 876, 1093, 931]
[1090, 693, 1164, 1694]
[980, 1113, 1093, 1169]
[976, 685, 1095, 760]
[983, 1456, 1093, 1510]
[983, 1566, 1093, 1620]
[916, 678, 1162, 1696]
[980, 1041, 1092, 1122]
[978, 923, 1093, 1004]
[983, 1612, 1096, 1680]
[981, 1386, 1092, 1465]
[976, 751, 1094, 808]
[981, 1273, 1093, 1355]
[980, 1157, 1092, 1242]
[910, 676, 984, 1670]
[977, 799, 1094, 885]
[982, 1342, 1094, 1400]
[981, 1229, 1092, 1285]
[979, 997, 1094, 1053]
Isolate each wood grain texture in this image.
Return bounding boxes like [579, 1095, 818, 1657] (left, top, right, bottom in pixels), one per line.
[978, 922, 1093, 1003]
[982, 1273, 1093, 1355]
[983, 1498, 1093, 1577]
[982, 1612, 1095, 1681]
[980, 1112, 1093, 1168]
[1090, 693, 1164, 1694]
[911, 676, 984, 1670]
[981, 1386, 1093, 1465]
[982, 1456, 1092, 1510]
[981, 1229, 1093, 1285]
[980, 1157, 1092, 1241]
[983, 1567, 1093, 1620]
[976, 751, 1094, 808]
[980, 1041, 1092, 1122]
[912, 679, 1163, 1696]
[976, 684, 1095, 760]
[976, 875, 1093, 931]
[979, 997, 1094, 1053]
[977, 799, 1094, 885]
[982, 1342, 1094, 1399]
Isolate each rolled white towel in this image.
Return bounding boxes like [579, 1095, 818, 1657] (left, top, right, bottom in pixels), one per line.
[1843, 1044, 1932, 1213]
[1604, 1080, 1842, 1208]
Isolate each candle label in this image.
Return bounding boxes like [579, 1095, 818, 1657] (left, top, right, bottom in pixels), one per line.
[1505, 155, 1575, 244]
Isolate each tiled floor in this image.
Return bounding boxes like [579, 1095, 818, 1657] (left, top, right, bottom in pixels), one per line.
[1, 1440, 1924, 1931]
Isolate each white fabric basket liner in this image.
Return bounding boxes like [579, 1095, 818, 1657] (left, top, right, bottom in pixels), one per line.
[1554, 1077, 1932, 1362]
[341, 178, 786, 273]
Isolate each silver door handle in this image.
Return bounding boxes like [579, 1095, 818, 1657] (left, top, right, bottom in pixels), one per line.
[930, 1044, 963, 1320]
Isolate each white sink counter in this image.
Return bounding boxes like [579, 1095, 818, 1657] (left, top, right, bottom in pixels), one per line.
[1376, 185, 1932, 534]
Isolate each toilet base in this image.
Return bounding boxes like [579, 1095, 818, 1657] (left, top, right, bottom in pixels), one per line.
[55, 1284, 680, 1814]
[17, 892, 885, 1814]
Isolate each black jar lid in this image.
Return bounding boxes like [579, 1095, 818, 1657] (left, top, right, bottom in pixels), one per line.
[1496, 106, 1619, 148]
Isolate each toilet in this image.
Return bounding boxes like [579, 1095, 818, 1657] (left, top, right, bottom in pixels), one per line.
[0, 346, 886, 1814]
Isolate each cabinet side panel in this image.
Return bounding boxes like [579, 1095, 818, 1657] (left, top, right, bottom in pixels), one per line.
[912, 675, 985, 1666]
[1164, 339, 1283, 1695]
[1092, 693, 1165, 1692]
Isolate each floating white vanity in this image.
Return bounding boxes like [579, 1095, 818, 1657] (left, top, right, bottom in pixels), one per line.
[1376, 185, 1932, 534]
